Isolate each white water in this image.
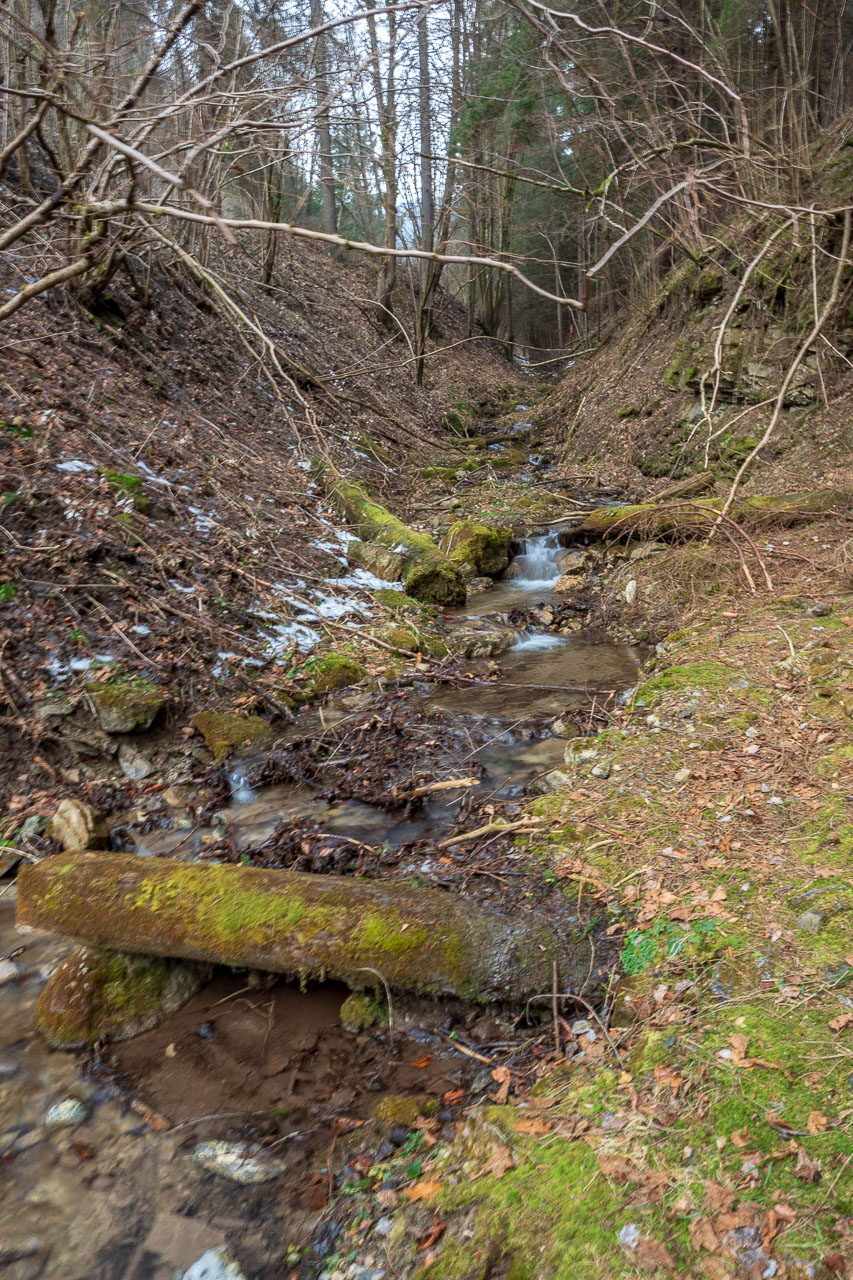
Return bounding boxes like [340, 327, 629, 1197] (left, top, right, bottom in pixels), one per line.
[509, 533, 563, 589]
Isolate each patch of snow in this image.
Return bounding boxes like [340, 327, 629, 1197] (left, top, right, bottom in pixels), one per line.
[136, 461, 172, 487]
[56, 459, 96, 474]
[131, 624, 151, 637]
[169, 580, 197, 594]
[328, 568, 402, 591]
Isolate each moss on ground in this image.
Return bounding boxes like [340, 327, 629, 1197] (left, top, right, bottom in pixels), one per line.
[308, 652, 367, 692]
[101, 469, 150, 512]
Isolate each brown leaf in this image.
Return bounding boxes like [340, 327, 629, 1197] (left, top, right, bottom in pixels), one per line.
[513, 1114, 552, 1136]
[730, 1033, 750, 1065]
[417, 1222, 446, 1251]
[480, 1144, 515, 1179]
[807, 1110, 829, 1135]
[689, 1217, 721, 1253]
[654, 1064, 684, 1095]
[792, 1143, 822, 1182]
[412, 1054, 433, 1069]
[598, 1153, 643, 1183]
[490, 1066, 511, 1105]
[822, 1252, 846, 1275]
[403, 1180, 442, 1202]
[375, 1188, 399, 1209]
[443, 1089, 464, 1106]
[129, 1099, 170, 1132]
[705, 1181, 736, 1213]
[634, 1237, 675, 1273]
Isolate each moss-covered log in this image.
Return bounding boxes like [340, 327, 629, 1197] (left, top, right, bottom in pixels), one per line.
[313, 462, 466, 605]
[577, 489, 847, 540]
[17, 853, 595, 1005]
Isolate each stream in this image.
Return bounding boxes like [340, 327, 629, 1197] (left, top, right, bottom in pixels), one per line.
[0, 532, 639, 1280]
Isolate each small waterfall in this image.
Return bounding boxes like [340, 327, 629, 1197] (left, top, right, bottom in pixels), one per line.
[507, 533, 562, 589]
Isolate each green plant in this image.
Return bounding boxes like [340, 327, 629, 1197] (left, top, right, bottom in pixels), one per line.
[68, 629, 89, 644]
[621, 918, 718, 975]
[0, 583, 16, 603]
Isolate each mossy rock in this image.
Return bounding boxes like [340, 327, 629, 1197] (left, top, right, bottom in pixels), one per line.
[192, 710, 273, 761]
[373, 588, 421, 615]
[309, 653, 366, 693]
[86, 679, 165, 733]
[376, 624, 446, 659]
[440, 520, 513, 577]
[695, 268, 724, 303]
[372, 1093, 439, 1132]
[340, 991, 383, 1032]
[36, 946, 205, 1048]
[101, 470, 150, 513]
[423, 466, 457, 482]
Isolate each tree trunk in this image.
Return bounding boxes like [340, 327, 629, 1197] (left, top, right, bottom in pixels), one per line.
[310, 0, 338, 239]
[17, 853, 599, 1006]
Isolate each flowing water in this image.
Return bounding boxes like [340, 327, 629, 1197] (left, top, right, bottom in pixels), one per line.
[0, 529, 638, 1279]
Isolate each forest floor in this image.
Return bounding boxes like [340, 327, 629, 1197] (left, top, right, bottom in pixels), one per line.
[1, 243, 853, 1280]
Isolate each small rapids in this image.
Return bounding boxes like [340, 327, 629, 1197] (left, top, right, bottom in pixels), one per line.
[507, 532, 563, 589]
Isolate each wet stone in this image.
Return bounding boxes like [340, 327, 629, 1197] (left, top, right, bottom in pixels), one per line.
[43, 1098, 87, 1128]
[191, 1140, 289, 1184]
[48, 798, 108, 851]
[182, 1246, 248, 1280]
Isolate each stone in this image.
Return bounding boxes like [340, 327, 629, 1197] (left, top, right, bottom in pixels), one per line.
[86, 679, 165, 733]
[555, 549, 588, 575]
[19, 815, 47, 839]
[375, 1217, 394, 1238]
[466, 576, 494, 596]
[43, 1098, 87, 1128]
[32, 693, 74, 723]
[192, 711, 273, 762]
[550, 717, 580, 739]
[191, 1141, 289, 1185]
[673, 767, 691, 783]
[564, 740, 600, 766]
[0, 959, 18, 984]
[554, 573, 586, 594]
[182, 1247, 248, 1280]
[118, 743, 156, 781]
[48, 798, 108, 851]
[449, 625, 514, 659]
[348, 540, 405, 583]
[182, 1249, 246, 1280]
[590, 762, 612, 779]
[441, 520, 513, 577]
[623, 579, 637, 604]
[36, 946, 206, 1048]
[796, 910, 825, 935]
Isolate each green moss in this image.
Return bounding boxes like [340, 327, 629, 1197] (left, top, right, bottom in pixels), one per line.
[309, 653, 367, 693]
[616, 404, 641, 419]
[86, 678, 165, 732]
[355, 913, 429, 955]
[423, 466, 457, 482]
[101, 470, 150, 512]
[373, 1093, 438, 1130]
[192, 710, 273, 761]
[636, 661, 740, 705]
[695, 268, 724, 303]
[36, 947, 203, 1048]
[340, 991, 383, 1032]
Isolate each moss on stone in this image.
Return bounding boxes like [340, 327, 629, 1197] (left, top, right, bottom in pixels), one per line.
[440, 520, 513, 577]
[86, 678, 165, 733]
[36, 946, 204, 1048]
[192, 710, 273, 761]
[340, 991, 383, 1032]
[309, 653, 367, 693]
[372, 1093, 438, 1130]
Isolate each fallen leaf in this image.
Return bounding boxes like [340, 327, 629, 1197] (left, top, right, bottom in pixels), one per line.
[404, 1180, 442, 1202]
[417, 1222, 446, 1251]
[823, 1252, 846, 1274]
[808, 1110, 829, 1135]
[688, 1217, 721, 1252]
[730, 1033, 750, 1065]
[412, 1054, 433, 1069]
[634, 1237, 675, 1272]
[791, 1143, 822, 1183]
[705, 1181, 736, 1213]
[480, 1144, 515, 1179]
[829, 1014, 853, 1033]
[129, 1099, 170, 1132]
[653, 1064, 684, 1095]
[443, 1088, 464, 1106]
[490, 1066, 511, 1104]
[375, 1188, 399, 1209]
[513, 1114, 552, 1136]
[598, 1153, 643, 1182]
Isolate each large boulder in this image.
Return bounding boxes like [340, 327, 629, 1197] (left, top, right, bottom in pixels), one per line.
[85, 679, 165, 733]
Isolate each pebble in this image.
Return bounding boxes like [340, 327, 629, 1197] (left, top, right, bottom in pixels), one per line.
[191, 1140, 289, 1184]
[590, 762, 611, 779]
[375, 1217, 394, 1237]
[182, 1246, 248, 1280]
[673, 767, 690, 783]
[796, 910, 825, 935]
[0, 958, 18, 985]
[619, 1223, 640, 1248]
[43, 1099, 87, 1129]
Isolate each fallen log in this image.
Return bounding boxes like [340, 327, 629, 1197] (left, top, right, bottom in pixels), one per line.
[16, 853, 595, 1005]
[312, 461, 466, 605]
[577, 489, 848, 540]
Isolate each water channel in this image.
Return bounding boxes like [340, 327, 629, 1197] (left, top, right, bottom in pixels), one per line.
[0, 533, 639, 1279]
